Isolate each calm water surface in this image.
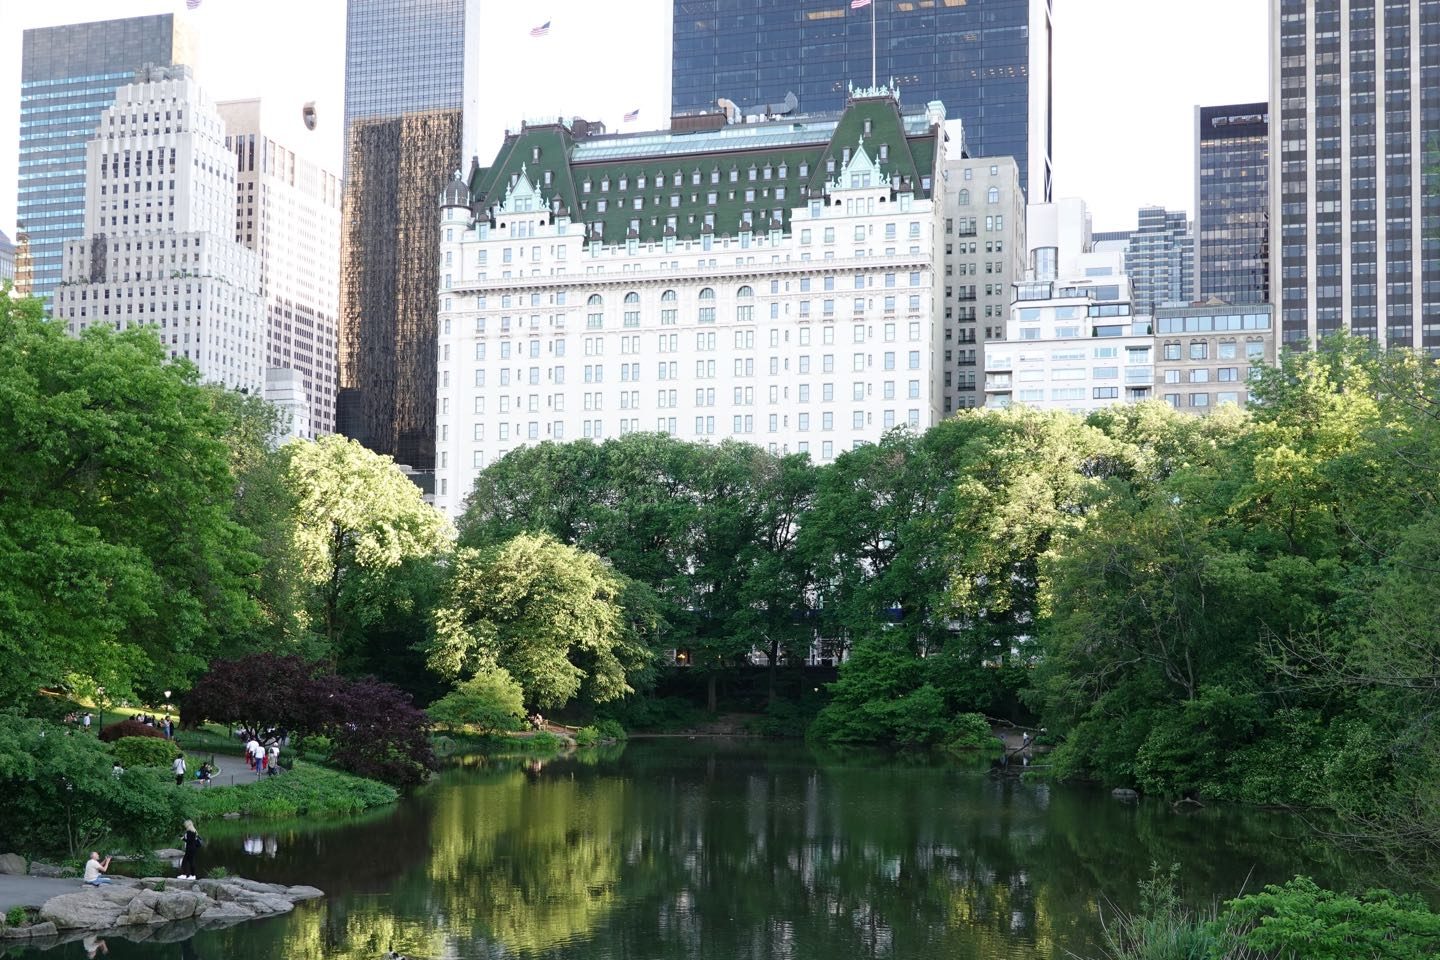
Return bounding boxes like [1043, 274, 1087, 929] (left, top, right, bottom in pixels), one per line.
[35, 740, 1380, 960]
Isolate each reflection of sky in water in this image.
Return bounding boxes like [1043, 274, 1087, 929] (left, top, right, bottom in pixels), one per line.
[38, 741, 1388, 960]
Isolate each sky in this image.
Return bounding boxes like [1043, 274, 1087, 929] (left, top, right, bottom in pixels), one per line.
[0, 0, 1267, 239]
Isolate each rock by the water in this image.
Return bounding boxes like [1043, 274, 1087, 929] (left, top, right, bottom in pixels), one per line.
[153, 848, 184, 859]
[1111, 787, 1140, 800]
[221, 812, 242, 820]
[2, 920, 57, 940]
[0, 853, 27, 875]
[27, 861, 67, 878]
[33, 876, 321, 936]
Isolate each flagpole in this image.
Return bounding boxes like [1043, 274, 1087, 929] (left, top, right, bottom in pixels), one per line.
[870, 1, 876, 88]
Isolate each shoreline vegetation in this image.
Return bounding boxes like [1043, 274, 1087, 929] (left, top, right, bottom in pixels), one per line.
[7, 289, 1440, 943]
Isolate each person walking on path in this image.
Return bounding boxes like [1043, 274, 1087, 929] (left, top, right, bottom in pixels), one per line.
[245, 735, 261, 772]
[178, 820, 202, 879]
[83, 852, 113, 886]
[172, 754, 187, 786]
[267, 742, 280, 775]
[82, 712, 92, 734]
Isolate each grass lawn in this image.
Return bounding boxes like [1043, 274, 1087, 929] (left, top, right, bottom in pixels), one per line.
[185, 761, 398, 821]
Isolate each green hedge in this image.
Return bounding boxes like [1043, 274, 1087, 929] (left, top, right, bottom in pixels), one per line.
[110, 737, 181, 769]
[184, 761, 398, 821]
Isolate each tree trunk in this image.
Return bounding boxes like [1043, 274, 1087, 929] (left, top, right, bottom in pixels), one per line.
[707, 674, 717, 713]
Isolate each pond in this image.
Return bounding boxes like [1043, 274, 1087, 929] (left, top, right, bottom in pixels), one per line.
[34, 740, 1381, 959]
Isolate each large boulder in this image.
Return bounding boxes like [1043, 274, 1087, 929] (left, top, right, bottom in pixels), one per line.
[0, 853, 27, 875]
[39, 893, 126, 930]
[27, 861, 67, 878]
[150, 890, 210, 922]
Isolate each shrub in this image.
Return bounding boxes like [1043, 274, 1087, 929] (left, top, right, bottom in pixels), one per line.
[6, 906, 27, 928]
[98, 719, 166, 743]
[110, 737, 180, 769]
[573, 726, 601, 747]
[528, 731, 565, 754]
[595, 696, 702, 732]
[749, 698, 817, 739]
[0, 715, 188, 859]
[1213, 876, 1440, 960]
[206, 867, 229, 880]
[1095, 863, 1223, 960]
[947, 713, 1001, 750]
[427, 668, 526, 735]
[593, 719, 627, 742]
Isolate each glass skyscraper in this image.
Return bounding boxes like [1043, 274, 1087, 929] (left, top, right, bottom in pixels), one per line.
[672, 0, 1053, 201]
[339, 0, 471, 474]
[1271, 0, 1440, 352]
[1194, 103, 1269, 305]
[17, 14, 192, 308]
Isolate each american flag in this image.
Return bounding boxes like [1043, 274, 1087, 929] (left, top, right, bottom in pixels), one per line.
[185, 0, 201, 9]
[623, 108, 640, 123]
[850, 0, 871, 8]
[529, 20, 550, 37]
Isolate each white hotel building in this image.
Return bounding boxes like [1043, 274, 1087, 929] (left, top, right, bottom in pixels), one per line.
[434, 89, 951, 514]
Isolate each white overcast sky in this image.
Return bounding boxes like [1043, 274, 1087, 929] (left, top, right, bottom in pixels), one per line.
[0, 0, 1266, 238]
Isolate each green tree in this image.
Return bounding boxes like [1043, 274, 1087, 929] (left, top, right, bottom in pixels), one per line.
[282, 434, 451, 661]
[0, 296, 261, 704]
[430, 533, 650, 709]
[428, 668, 527, 735]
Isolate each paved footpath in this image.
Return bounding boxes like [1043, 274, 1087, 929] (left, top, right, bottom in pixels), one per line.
[182, 750, 272, 788]
[0, 874, 86, 911]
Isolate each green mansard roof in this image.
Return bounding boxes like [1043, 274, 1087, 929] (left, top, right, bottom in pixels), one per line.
[464, 91, 944, 246]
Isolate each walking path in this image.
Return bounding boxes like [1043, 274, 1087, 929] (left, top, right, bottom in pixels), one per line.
[181, 751, 269, 788]
[0, 875, 85, 911]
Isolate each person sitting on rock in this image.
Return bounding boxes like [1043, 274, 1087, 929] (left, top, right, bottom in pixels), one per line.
[83, 851, 113, 886]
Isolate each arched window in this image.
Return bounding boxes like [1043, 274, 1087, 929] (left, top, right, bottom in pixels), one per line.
[623, 291, 640, 328]
[987, 187, 1000, 204]
[587, 294, 603, 329]
[660, 289, 678, 325]
[662, 289, 678, 302]
[736, 286, 754, 323]
[624, 291, 639, 304]
[958, 189, 970, 206]
[698, 287, 716, 324]
[699, 287, 715, 300]
[588, 294, 603, 306]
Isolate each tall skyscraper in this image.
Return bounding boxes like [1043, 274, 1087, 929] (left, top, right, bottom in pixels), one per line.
[942, 154, 1026, 413]
[17, 14, 193, 307]
[672, 0, 1054, 203]
[1270, 0, 1440, 352]
[1194, 103, 1269, 305]
[338, 0, 474, 474]
[218, 100, 343, 437]
[52, 66, 265, 393]
[1093, 207, 1194, 316]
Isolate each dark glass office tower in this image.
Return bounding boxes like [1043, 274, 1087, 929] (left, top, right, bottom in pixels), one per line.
[1194, 103, 1268, 305]
[339, 0, 470, 473]
[17, 14, 192, 307]
[672, 0, 1053, 202]
[1271, 0, 1440, 352]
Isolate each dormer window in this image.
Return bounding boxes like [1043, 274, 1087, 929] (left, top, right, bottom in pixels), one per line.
[778, 163, 788, 178]
[879, 144, 888, 161]
[531, 146, 540, 161]
[583, 180, 591, 193]
[618, 177, 627, 191]
[601, 178, 609, 191]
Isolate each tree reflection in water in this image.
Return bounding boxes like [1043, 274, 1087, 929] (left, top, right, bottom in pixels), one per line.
[134, 742, 1380, 960]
